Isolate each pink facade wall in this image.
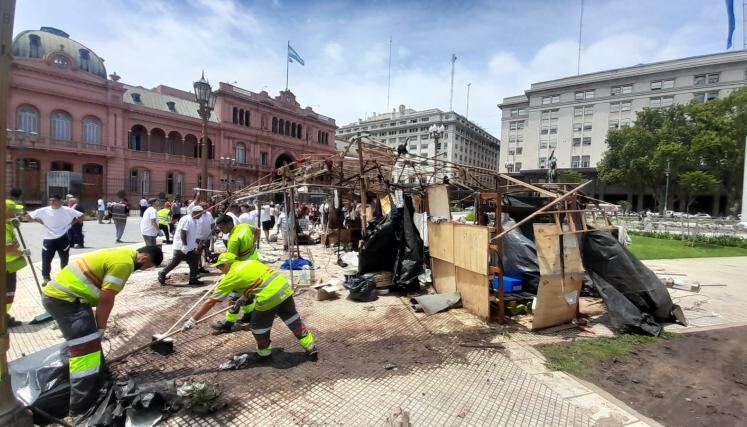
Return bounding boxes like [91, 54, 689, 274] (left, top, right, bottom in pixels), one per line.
[6, 58, 336, 207]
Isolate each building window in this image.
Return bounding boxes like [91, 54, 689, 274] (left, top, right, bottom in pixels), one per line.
[516, 147, 523, 155]
[260, 151, 268, 166]
[575, 90, 595, 100]
[694, 91, 719, 102]
[610, 102, 620, 113]
[52, 55, 69, 69]
[611, 84, 633, 96]
[707, 74, 720, 84]
[82, 116, 101, 145]
[650, 80, 662, 90]
[573, 123, 582, 132]
[695, 73, 719, 86]
[549, 139, 557, 148]
[297, 124, 302, 139]
[539, 141, 548, 149]
[16, 105, 39, 133]
[51, 111, 72, 141]
[621, 118, 631, 128]
[550, 126, 558, 134]
[514, 162, 522, 171]
[79, 49, 90, 72]
[539, 157, 547, 168]
[29, 34, 41, 58]
[609, 119, 619, 129]
[572, 138, 581, 146]
[272, 117, 278, 133]
[571, 156, 580, 168]
[233, 107, 238, 124]
[581, 155, 591, 168]
[621, 101, 631, 112]
[583, 122, 592, 131]
[51, 161, 73, 171]
[574, 107, 583, 117]
[506, 164, 514, 173]
[166, 172, 184, 195]
[235, 143, 246, 164]
[582, 137, 591, 146]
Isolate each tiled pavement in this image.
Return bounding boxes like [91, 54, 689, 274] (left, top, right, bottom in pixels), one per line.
[12, 246, 742, 425]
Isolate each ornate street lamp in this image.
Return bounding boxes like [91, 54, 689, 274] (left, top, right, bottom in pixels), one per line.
[429, 123, 445, 152]
[219, 156, 236, 191]
[194, 72, 216, 198]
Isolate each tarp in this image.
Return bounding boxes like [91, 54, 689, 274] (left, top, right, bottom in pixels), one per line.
[581, 230, 681, 335]
[357, 215, 399, 274]
[410, 292, 461, 315]
[280, 257, 313, 270]
[9, 343, 70, 419]
[501, 216, 540, 294]
[343, 274, 378, 302]
[393, 196, 424, 291]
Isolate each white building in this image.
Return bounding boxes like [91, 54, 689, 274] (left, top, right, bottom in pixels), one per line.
[498, 51, 747, 178]
[337, 105, 500, 184]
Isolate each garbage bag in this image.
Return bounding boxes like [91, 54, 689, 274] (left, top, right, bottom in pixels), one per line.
[83, 378, 182, 427]
[410, 292, 461, 315]
[587, 270, 662, 335]
[393, 196, 424, 292]
[581, 230, 677, 323]
[9, 343, 70, 419]
[344, 275, 378, 302]
[358, 216, 398, 274]
[501, 216, 540, 294]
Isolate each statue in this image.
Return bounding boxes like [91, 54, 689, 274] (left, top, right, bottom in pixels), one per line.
[546, 150, 558, 183]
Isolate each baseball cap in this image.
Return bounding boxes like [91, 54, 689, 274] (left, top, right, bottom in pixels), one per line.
[211, 252, 237, 267]
[191, 205, 204, 213]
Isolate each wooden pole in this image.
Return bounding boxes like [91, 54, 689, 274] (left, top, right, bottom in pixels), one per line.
[356, 137, 368, 237]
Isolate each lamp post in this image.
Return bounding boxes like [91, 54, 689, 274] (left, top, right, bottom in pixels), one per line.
[193, 72, 216, 199]
[219, 156, 236, 191]
[429, 123, 446, 183]
[664, 160, 671, 213]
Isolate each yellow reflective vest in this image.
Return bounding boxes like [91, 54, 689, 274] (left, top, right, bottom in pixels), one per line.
[5, 220, 27, 274]
[44, 247, 136, 306]
[210, 259, 292, 311]
[227, 223, 257, 261]
[157, 208, 170, 226]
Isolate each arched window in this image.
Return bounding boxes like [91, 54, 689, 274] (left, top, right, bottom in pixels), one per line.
[16, 105, 38, 134]
[239, 109, 245, 126]
[235, 143, 246, 164]
[272, 117, 278, 133]
[297, 124, 302, 139]
[51, 111, 72, 141]
[79, 49, 90, 72]
[284, 120, 291, 135]
[82, 116, 102, 145]
[279, 119, 285, 135]
[291, 123, 297, 138]
[244, 110, 250, 127]
[317, 130, 321, 142]
[129, 125, 147, 151]
[166, 171, 184, 195]
[232, 107, 238, 124]
[51, 54, 70, 69]
[29, 34, 41, 58]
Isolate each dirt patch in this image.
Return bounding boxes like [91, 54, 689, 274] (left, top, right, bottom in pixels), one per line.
[584, 326, 747, 426]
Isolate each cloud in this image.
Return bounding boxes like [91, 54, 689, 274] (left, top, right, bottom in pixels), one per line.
[323, 42, 344, 63]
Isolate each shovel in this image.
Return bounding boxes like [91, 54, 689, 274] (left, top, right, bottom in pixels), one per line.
[13, 223, 53, 324]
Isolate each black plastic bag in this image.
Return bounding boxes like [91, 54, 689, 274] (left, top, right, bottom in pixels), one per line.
[358, 216, 398, 274]
[588, 270, 662, 336]
[9, 343, 70, 420]
[501, 216, 540, 294]
[344, 275, 378, 302]
[393, 196, 424, 291]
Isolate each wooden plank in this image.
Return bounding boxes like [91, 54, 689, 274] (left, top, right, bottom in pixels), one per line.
[456, 267, 490, 321]
[531, 223, 585, 330]
[453, 224, 489, 275]
[427, 221, 454, 262]
[432, 259, 457, 294]
[426, 184, 451, 218]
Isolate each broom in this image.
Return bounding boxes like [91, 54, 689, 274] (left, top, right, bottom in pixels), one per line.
[13, 222, 53, 324]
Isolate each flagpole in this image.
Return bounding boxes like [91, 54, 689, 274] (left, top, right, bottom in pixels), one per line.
[286, 40, 290, 91]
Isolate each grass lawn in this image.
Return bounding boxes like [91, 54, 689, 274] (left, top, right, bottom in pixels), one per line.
[628, 235, 747, 260]
[537, 334, 675, 379]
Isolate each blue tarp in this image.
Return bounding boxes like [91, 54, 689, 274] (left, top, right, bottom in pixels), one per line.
[280, 257, 314, 270]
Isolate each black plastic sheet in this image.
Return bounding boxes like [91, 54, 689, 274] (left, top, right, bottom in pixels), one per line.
[501, 216, 540, 294]
[9, 342, 71, 420]
[344, 274, 378, 302]
[393, 196, 424, 291]
[581, 230, 681, 335]
[357, 215, 398, 274]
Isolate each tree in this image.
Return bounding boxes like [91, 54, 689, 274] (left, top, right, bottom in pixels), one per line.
[557, 170, 584, 184]
[679, 171, 719, 213]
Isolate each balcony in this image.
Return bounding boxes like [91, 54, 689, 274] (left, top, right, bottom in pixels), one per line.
[6, 131, 111, 155]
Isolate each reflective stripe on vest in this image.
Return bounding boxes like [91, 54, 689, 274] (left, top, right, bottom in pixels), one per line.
[66, 261, 103, 299]
[254, 282, 291, 310]
[49, 279, 89, 301]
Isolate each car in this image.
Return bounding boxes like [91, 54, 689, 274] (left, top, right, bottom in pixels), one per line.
[693, 212, 712, 219]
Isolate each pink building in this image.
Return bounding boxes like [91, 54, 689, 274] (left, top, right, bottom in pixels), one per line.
[6, 27, 336, 207]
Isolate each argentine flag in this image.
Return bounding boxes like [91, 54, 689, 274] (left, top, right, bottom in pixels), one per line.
[288, 44, 305, 66]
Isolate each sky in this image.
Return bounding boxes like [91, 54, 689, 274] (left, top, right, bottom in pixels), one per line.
[13, 0, 740, 136]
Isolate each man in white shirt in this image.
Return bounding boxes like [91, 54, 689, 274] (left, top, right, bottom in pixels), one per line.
[28, 195, 84, 282]
[225, 203, 240, 225]
[195, 203, 214, 274]
[97, 197, 106, 223]
[139, 197, 148, 217]
[140, 198, 161, 246]
[260, 203, 275, 243]
[158, 206, 203, 286]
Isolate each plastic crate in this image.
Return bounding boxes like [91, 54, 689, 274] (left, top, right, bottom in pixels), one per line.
[491, 275, 522, 293]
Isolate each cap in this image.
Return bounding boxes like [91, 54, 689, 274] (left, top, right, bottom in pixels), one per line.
[211, 252, 237, 267]
[191, 205, 204, 213]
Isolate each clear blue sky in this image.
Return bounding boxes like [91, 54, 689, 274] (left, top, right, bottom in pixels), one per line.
[14, 0, 739, 135]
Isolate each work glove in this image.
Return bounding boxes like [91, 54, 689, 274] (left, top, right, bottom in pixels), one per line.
[98, 328, 106, 339]
[20, 248, 31, 257]
[182, 317, 196, 331]
[10, 218, 20, 227]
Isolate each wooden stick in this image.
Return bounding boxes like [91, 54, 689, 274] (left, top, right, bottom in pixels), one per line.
[491, 180, 592, 243]
[163, 283, 218, 336]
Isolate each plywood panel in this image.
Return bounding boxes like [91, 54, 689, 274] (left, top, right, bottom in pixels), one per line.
[531, 223, 584, 330]
[432, 258, 457, 294]
[456, 267, 490, 321]
[453, 224, 489, 275]
[428, 221, 454, 262]
[427, 185, 451, 219]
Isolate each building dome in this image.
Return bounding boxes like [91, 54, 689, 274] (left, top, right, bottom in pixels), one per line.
[12, 27, 107, 79]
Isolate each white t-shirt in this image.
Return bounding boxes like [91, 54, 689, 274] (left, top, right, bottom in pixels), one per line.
[29, 206, 83, 240]
[173, 215, 197, 252]
[97, 199, 105, 211]
[238, 212, 252, 224]
[226, 212, 239, 225]
[139, 198, 148, 208]
[196, 211, 214, 239]
[260, 205, 272, 222]
[140, 206, 159, 237]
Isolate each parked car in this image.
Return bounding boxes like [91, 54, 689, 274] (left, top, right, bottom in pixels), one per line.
[693, 212, 712, 219]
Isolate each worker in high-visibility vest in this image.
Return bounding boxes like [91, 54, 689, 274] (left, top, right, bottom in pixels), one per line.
[183, 252, 317, 361]
[42, 246, 163, 416]
[157, 202, 172, 244]
[212, 214, 260, 332]
[5, 198, 29, 327]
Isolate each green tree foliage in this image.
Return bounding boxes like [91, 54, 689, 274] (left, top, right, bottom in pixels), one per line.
[679, 171, 719, 213]
[598, 88, 746, 213]
[557, 170, 585, 184]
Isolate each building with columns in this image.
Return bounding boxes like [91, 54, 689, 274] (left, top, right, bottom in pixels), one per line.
[7, 27, 336, 207]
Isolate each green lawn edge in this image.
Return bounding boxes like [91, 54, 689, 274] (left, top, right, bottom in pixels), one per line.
[629, 235, 747, 260]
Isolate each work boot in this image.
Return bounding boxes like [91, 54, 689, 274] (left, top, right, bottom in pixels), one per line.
[6, 315, 21, 328]
[304, 343, 319, 361]
[43, 276, 51, 284]
[157, 273, 166, 285]
[212, 319, 235, 334]
[198, 267, 209, 274]
[188, 279, 204, 286]
[237, 312, 252, 324]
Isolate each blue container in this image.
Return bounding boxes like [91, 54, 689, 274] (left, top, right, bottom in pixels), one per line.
[491, 276, 522, 293]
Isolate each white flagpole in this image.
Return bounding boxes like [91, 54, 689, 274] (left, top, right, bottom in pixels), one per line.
[286, 40, 290, 91]
[577, 0, 585, 75]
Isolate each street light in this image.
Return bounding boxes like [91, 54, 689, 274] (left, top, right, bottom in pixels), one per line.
[664, 160, 671, 213]
[219, 156, 236, 191]
[429, 124, 446, 184]
[194, 71, 216, 198]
